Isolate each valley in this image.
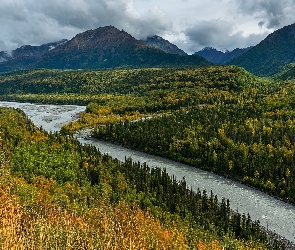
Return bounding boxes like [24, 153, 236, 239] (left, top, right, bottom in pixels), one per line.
[1, 22, 295, 249]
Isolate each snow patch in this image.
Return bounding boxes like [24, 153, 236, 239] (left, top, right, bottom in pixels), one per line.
[0, 57, 7, 63]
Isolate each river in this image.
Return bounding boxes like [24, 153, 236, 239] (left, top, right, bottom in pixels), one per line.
[1, 101, 294, 244]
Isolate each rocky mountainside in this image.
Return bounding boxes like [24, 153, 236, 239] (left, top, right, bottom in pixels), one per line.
[194, 47, 253, 64]
[227, 23, 295, 76]
[140, 35, 187, 55]
[0, 40, 67, 72]
[43, 26, 146, 56]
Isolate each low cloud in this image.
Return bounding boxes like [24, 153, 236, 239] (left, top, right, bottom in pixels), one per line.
[0, 0, 294, 54]
[0, 0, 172, 51]
[0, 40, 7, 52]
[184, 19, 268, 53]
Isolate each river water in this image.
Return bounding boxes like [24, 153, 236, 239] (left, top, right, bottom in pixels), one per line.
[1, 101, 295, 244]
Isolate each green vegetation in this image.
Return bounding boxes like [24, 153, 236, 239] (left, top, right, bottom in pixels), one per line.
[85, 68, 295, 204]
[36, 46, 214, 70]
[0, 65, 294, 248]
[0, 66, 244, 96]
[274, 63, 295, 80]
[0, 107, 277, 249]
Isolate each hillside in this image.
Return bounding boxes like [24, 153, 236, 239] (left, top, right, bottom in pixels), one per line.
[0, 66, 253, 97]
[274, 63, 295, 80]
[195, 47, 253, 64]
[227, 23, 295, 76]
[140, 35, 187, 55]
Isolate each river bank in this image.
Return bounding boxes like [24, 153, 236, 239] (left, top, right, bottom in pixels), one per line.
[1, 101, 295, 246]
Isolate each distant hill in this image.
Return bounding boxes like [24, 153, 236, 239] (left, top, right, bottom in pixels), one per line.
[227, 23, 295, 76]
[0, 40, 67, 72]
[140, 35, 187, 55]
[36, 26, 210, 69]
[194, 47, 253, 64]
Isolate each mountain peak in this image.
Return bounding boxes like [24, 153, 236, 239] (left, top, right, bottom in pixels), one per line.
[141, 35, 187, 56]
[47, 26, 146, 56]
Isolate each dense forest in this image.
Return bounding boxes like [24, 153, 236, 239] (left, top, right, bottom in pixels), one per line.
[0, 107, 282, 249]
[0, 65, 294, 248]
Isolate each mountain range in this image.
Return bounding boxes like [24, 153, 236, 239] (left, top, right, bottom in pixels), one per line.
[194, 47, 253, 64]
[0, 26, 212, 72]
[1, 22, 295, 76]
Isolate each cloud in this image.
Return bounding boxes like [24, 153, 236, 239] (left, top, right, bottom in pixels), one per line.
[0, 40, 7, 52]
[0, 0, 27, 22]
[0, 0, 172, 51]
[235, 0, 294, 29]
[0, 0, 294, 54]
[183, 19, 268, 53]
[185, 20, 233, 48]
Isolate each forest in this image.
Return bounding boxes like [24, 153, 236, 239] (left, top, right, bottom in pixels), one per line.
[0, 65, 294, 248]
[1, 106, 282, 249]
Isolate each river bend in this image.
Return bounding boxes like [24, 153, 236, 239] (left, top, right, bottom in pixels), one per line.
[1, 101, 294, 244]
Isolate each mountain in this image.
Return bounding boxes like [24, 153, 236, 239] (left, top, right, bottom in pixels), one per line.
[36, 26, 211, 69]
[140, 35, 187, 55]
[11, 40, 68, 59]
[227, 23, 295, 76]
[0, 26, 212, 72]
[194, 47, 253, 64]
[0, 40, 67, 72]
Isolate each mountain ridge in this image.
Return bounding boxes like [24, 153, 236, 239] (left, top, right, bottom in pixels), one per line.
[140, 35, 187, 56]
[0, 26, 213, 72]
[194, 46, 253, 64]
[227, 23, 295, 76]
[44, 26, 146, 56]
[0, 40, 67, 72]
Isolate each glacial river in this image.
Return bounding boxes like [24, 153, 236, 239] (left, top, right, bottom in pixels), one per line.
[1, 101, 295, 244]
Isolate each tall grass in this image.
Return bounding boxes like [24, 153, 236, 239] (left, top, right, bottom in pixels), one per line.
[0, 184, 190, 250]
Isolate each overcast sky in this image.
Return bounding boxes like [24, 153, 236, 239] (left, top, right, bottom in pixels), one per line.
[1, 0, 294, 54]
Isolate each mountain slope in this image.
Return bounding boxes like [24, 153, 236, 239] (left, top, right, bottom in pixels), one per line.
[227, 23, 295, 76]
[36, 26, 211, 69]
[140, 35, 187, 55]
[194, 47, 253, 64]
[0, 40, 67, 72]
[274, 63, 295, 80]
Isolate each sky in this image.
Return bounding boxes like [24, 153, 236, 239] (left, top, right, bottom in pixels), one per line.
[0, 0, 294, 54]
